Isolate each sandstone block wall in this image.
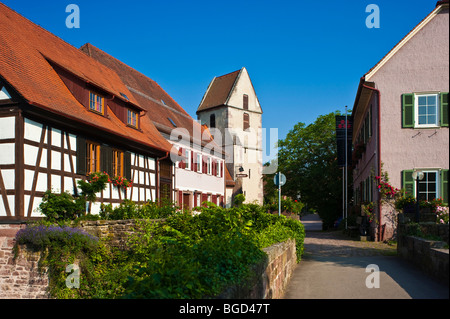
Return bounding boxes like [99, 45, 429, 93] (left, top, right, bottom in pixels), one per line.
[0, 224, 49, 299]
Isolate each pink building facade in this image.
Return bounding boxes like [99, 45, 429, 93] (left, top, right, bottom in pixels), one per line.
[352, 1, 449, 241]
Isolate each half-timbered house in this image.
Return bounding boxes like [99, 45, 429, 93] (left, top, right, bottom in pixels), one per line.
[0, 3, 174, 221]
[80, 44, 231, 209]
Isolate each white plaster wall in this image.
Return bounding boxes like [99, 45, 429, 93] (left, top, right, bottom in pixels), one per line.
[0, 116, 14, 139]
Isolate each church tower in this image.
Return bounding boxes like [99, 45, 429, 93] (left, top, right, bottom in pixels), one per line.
[197, 67, 263, 205]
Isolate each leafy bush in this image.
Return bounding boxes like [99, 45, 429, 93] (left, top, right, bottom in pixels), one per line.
[123, 204, 304, 298]
[99, 199, 177, 220]
[38, 191, 85, 222]
[395, 194, 416, 211]
[19, 201, 305, 299]
[233, 193, 246, 207]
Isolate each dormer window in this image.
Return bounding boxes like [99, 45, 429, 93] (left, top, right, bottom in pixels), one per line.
[89, 92, 104, 114]
[127, 109, 138, 128]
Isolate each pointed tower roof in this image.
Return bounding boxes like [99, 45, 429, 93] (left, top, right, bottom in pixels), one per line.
[197, 69, 242, 113]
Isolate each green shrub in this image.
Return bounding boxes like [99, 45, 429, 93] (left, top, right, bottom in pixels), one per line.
[233, 193, 246, 207]
[100, 199, 178, 220]
[38, 191, 85, 223]
[22, 200, 305, 299]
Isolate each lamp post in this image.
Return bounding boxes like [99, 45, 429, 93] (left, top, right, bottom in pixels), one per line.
[412, 171, 424, 223]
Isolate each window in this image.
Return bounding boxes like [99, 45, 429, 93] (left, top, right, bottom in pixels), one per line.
[207, 157, 212, 175]
[112, 149, 124, 176]
[160, 181, 171, 201]
[185, 149, 191, 170]
[417, 171, 438, 202]
[402, 169, 449, 205]
[127, 109, 138, 128]
[210, 114, 216, 128]
[416, 94, 438, 127]
[89, 92, 104, 114]
[243, 113, 250, 131]
[216, 160, 221, 177]
[86, 141, 100, 174]
[402, 92, 449, 128]
[243, 94, 249, 110]
[197, 153, 202, 173]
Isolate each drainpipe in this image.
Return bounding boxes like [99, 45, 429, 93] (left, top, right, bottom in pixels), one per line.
[361, 81, 382, 242]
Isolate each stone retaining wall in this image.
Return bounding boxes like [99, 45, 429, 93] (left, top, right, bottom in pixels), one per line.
[0, 222, 299, 299]
[397, 223, 449, 286]
[218, 238, 297, 299]
[0, 224, 49, 299]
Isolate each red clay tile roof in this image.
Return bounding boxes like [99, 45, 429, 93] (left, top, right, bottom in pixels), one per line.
[196, 69, 241, 113]
[80, 43, 223, 152]
[0, 3, 172, 154]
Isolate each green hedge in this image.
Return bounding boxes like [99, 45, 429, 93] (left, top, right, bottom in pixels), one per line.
[15, 202, 305, 299]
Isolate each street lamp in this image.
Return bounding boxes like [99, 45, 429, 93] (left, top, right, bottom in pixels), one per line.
[412, 171, 424, 222]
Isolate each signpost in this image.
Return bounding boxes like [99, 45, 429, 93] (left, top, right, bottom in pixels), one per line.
[274, 172, 286, 216]
[335, 107, 352, 229]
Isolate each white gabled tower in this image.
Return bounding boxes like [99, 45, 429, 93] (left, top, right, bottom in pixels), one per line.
[197, 67, 263, 205]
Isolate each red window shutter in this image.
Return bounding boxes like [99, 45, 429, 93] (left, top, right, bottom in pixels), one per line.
[178, 148, 183, 168]
[243, 113, 250, 130]
[178, 191, 183, 206]
[194, 193, 197, 207]
[191, 151, 194, 170]
[212, 195, 217, 205]
[221, 162, 224, 177]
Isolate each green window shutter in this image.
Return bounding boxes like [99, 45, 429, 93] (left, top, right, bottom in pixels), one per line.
[100, 146, 113, 176]
[402, 170, 415, 197]
[441, 169, 448, 205]
[123, 152, 132, 180]
[76, 136, 87, 175]
[402, 94, 414, 128]
[440, 92, 449, 127]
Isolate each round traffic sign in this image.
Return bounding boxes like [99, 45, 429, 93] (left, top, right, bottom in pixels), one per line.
[274, 173, 286, 187]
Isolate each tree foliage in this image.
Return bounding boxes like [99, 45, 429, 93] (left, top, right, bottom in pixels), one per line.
[273, 111, 346, 228]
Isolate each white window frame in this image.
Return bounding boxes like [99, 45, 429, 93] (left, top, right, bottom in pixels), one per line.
[197, 153, 202, 173]
[416, 170, 439, 201]
[207, 157, 211, 175]
[185, 149, 191, 170]
[414, 93, 439, 128]
[216, 160, 221, 177]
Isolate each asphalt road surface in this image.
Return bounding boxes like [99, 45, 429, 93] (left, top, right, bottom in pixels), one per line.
[284, 214, 449, 299]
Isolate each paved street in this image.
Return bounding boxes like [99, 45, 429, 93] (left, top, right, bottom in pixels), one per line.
[284, 214, 449, 299]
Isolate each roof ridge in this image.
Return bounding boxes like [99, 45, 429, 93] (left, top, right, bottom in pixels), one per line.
[80, 42, 190, 116]
[364, 3, 445, 80]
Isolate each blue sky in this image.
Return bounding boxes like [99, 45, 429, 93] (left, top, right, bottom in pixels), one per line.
[2, 0, 438, 162]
